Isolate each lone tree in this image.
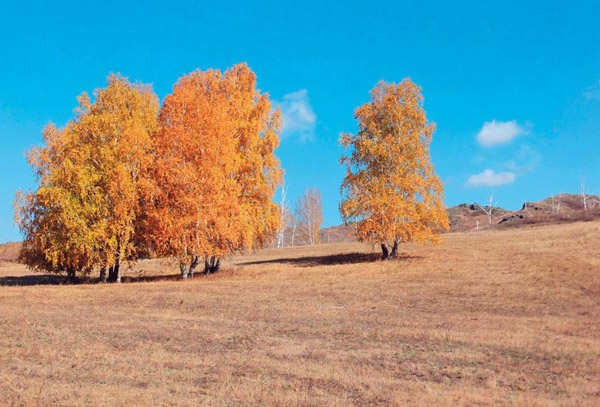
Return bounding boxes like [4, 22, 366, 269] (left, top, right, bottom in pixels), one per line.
[580, 178, 591, 210]
[476, 194, 498, 225]
[340, 79, 449, 260]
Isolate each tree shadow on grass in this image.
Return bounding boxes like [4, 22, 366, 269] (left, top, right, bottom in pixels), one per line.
[120, 274, 183, 283]
[0, 274, 70, 286]
[238, 252, 422, 268]
[0, 251, 423, 285]
[0, 272, 186, 286]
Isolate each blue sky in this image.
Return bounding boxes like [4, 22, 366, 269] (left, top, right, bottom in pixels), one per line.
[1, 0, 600, 242]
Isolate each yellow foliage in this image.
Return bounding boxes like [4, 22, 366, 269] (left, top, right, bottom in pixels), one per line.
[340, 79, 449, 258]
[14, 75, 159, 280]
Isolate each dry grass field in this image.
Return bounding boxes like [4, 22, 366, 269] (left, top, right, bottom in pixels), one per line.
[0, 221, 599, 406]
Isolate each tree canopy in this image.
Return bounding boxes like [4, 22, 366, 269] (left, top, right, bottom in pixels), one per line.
[340, 78, 449, 259]
[148, 63, 282, 277]
[16, 74, 159, 281]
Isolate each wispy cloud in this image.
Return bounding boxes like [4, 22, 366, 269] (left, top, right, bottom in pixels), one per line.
[279, 89, 316, 141]
[466, 169, 516, 188]
[583, 79, 600, 100]
[476, 120, 525, 147]
[503, 145, 541, 173]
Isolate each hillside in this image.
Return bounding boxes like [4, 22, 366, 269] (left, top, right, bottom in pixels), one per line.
[317, 193, 600, 240]
[448, 193, 600, 232]
[0, 241, 20, 263]
[446, 203, 509, 232]
[0, 221, 598, 406]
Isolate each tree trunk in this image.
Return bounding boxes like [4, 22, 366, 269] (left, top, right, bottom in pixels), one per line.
[189, 256, 200, 278]
[108, 266, 116, 282]
[381, 243, 389, 260]
[108, 241, 122, 283]
[107, 258, 121, 283]
[180, 262, 188, 279]
[381, 239, 399, 260]
[389, 239, 399, 259]
[99, 266, 108, 283]
[66, 267, 76, 284]
[114, 257, 121, 283]
[116, 262, 122, 283]
[204, 256, 221, 274]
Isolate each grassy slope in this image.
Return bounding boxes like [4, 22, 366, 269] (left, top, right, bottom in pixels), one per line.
[0, 221, 599, 406]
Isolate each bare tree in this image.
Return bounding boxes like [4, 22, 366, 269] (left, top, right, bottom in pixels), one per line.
[588, 191, 600, 209]
[580, 178, 590, 210]
[476, 193, 498, 226]
[295, 187, 324, 245]
[290, 215, 298, 246]
[276, 181, 293, 248]
[552, 193, 563, 215]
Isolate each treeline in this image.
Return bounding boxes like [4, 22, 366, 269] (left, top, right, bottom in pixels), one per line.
[14, 64, 282, 282]
[15, 68, 451, 280]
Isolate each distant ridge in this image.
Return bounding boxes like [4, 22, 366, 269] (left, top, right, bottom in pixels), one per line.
[322, 193, 600, 241]
[447, 193, 600, 232]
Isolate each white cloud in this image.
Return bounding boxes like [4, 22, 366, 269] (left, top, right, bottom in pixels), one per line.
[583, 79, 600, 100]
[279, 89, 316, 141]
[466, 169, 516, 188]
[503, 144, 541, 173]
[476, 120, 525, 147]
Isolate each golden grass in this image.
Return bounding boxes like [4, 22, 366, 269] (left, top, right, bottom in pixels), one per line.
[0, 221, 599, 406]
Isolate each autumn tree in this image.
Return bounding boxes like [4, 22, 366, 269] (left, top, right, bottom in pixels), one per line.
[340, 79, 449, 260]
[295, 187, 324, 245]
[14, 74, 159, 282]
[149, 63, 282, 277]
[14, 124, 103, 282]
[85, 75, 158, 282]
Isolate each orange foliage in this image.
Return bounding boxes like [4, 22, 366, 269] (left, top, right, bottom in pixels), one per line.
[149, 63, 282, 276]
[340, 79, 449, 259]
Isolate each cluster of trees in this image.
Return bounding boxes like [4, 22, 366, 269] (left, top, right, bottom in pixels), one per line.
[15, 70, 449, 279]
[14, 64, 282, 282]
[276, 185, 323, 247]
